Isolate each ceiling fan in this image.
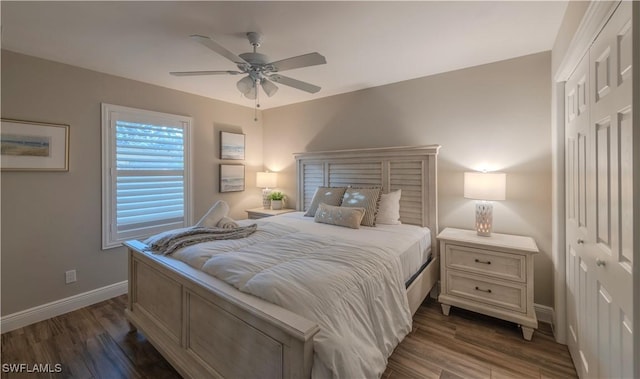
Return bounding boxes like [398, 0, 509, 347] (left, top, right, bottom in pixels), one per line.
[171, 32, 326, 107]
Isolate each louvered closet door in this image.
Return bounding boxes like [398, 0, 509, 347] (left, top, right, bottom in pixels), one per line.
[565, 2, 634, 378]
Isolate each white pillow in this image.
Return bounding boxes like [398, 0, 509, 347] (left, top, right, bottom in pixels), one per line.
[376, 189, 402, 225]
[195, 200, 229, 228]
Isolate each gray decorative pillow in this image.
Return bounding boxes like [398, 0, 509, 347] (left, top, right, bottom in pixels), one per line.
[340, 187, 381, 226]
[304, 187, 347, 217]
[314, 203, 365, 229]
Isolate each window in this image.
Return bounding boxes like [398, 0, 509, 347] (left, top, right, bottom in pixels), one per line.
[102, 104, 192, 249]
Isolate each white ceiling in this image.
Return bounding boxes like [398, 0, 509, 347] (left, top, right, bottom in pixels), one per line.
[1, 1, 568, 110]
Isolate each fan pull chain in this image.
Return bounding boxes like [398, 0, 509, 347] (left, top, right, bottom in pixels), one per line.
[254, 79, 260, 122]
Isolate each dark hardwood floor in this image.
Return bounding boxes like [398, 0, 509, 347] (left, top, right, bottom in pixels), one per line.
[1, 295, 577, 378]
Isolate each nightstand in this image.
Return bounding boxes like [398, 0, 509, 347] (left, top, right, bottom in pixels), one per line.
[437, 227, 539, 340]
[245, 207, 295, 220]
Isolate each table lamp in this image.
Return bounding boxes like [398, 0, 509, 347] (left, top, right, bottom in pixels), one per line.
[464, 171, 506, 236]
[256, 171, 278, 209]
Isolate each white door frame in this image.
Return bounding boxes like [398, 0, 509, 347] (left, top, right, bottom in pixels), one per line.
[552, 2, 638, 377]
[633, 3, 640, 379]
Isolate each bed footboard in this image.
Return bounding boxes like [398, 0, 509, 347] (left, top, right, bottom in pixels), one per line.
[125, 241, 320, 379]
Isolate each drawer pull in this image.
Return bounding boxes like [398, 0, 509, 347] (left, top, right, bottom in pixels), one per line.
[475, 286, 492, 293]
[474, 258, 491, 265]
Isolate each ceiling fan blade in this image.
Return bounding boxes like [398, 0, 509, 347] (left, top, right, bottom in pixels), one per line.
[190, 34, 248, 65]
[170, 70, 242, 76]
[268, 74, 321, 94]
[269, 52, 326, 72]
[261, 79, 279, 97]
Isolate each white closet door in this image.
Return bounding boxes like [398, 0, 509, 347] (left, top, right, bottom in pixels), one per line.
[565, 51, 592, 379]
[565, 2, 633, 378]
[587, 2, 633, 377]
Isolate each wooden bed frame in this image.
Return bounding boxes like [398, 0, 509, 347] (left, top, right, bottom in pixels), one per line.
[124, 145, 440, 379]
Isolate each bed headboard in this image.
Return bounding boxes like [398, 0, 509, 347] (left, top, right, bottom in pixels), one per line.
[294, 145, 440, 248]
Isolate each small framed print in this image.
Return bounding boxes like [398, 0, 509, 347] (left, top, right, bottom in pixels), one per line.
[220, 164, 245, 192]
[220, 131, 245, 160]
[1, 119, 69, 171]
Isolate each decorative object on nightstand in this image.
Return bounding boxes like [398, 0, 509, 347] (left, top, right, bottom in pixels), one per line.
[268, 191, 285, 210]
[464, 171, 506, 236]
[245, 207, 294, 220]
[256, 171, 277, 209]
[437, 227, 539, 340]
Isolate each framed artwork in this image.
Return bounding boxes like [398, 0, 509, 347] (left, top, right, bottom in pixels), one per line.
[219, 164, 245, 192]
[220, 131, 245, 160]
[1, 119, 69, 171]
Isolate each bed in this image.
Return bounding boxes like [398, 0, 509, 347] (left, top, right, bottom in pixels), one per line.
[124, 145, 440, 378]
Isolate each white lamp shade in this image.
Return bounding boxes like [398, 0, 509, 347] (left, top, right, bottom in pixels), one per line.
[256, 172, 277, 188]
[464, 172, 506, 201]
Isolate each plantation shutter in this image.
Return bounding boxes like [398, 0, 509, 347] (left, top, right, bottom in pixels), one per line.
[102, 104, 192, 249]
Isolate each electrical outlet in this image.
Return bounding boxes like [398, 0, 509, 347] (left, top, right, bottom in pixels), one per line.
[65, 270, 77, 284]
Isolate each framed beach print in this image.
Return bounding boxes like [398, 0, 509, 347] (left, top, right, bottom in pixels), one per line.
[219, 164, 245, 192]
[1, 119, 69, 171]
[220, 131, 245, 160]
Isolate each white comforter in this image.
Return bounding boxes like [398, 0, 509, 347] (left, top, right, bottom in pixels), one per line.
[172, 220, 412, 378]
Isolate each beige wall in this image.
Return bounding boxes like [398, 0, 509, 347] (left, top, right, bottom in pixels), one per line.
[1, 49, 555, 314]
[1, 50, 263, 315]
[263, 52, 554, 306]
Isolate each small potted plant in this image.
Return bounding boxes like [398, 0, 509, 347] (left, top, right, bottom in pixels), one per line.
[268, 191, 285, 210]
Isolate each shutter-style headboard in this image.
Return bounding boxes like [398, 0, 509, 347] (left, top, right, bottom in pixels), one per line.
[294, 145, 440, 253]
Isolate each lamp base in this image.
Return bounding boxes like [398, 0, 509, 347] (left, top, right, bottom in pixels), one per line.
[262, 188, 272, 209]
[475, 201, 493, 236]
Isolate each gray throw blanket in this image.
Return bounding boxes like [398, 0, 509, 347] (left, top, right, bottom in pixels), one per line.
[146, 224, 258, 255]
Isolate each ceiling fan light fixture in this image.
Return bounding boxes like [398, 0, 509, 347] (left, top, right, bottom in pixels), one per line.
[236, 76, 254, 94]
[261, 78, 278, 97]
[244, 86, 257, 100]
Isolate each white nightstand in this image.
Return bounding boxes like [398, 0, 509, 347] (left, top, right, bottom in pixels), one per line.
[437, 227, 539, 340]
[245, 207, 295, 220]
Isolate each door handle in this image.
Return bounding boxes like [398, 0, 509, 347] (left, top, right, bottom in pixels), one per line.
[577, 238, 585, 244]
[596, 259, 606, 267]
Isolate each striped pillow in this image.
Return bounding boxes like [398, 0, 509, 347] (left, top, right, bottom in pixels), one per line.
[304, 187, 347, 217]
[340, 187, 381, 226]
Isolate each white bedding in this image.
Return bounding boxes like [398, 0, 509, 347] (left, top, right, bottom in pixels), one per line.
[166, 213, 429, 378]
[258, 212, 432, 283]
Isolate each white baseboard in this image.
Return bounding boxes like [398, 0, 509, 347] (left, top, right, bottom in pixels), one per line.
[1, 281, 128, 333]
[534, 303, 555, 329]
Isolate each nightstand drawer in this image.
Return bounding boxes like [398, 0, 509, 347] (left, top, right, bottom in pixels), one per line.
[446, 271, 526, 313]
[446, 244, 526, 282]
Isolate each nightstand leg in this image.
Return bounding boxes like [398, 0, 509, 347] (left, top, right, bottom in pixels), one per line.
[441, 304, 451, 316]
[521, 326, 534, 341]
